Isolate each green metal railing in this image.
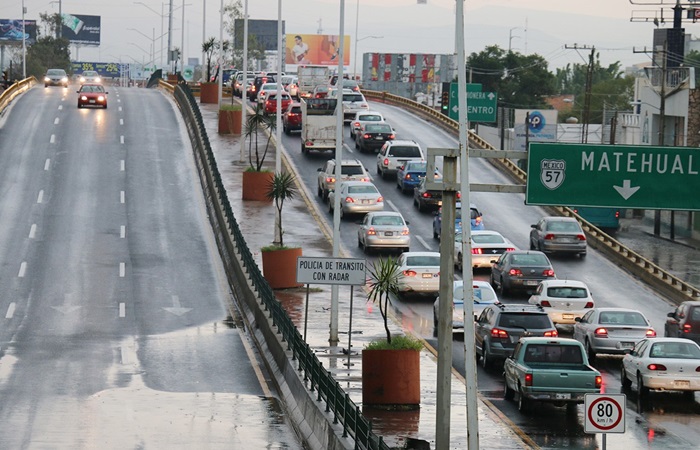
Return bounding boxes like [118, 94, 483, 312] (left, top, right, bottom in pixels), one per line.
[167, 80, 389, 450]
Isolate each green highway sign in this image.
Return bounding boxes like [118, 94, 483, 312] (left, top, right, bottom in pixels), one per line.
[448, 83, 497, 123]
[526, 143, 700, 210]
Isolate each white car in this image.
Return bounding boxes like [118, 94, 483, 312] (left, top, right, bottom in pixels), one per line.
[528, 279, 594, 326]
[396, 252, 441, 298]
[257, 82, 280, 106]
[350, 111, 386, 139]
[454, 230, 516, 271]
[79, 70, 101, 84]
[433, 280, 499, 333]
[573, 307, 656, 360]
[328, 181, 383, 218]
[330, 88, 369, 123]
[376, 140, 424, 179]
[357, 211, 410, 253]
[621, 337, 700, 399]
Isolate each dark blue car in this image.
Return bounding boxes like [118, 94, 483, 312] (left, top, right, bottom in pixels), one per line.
[433, 202, 484, 240]
[396, 161, 427, 194]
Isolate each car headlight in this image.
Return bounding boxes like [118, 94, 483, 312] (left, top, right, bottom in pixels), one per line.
[80, 77, 86, 83]
[80, 95, 87, 101]
[95, 77, 101, 83]
[61, 77, 68, 83]
[44, 77, 50, 82]
[97, 95, 105, 102]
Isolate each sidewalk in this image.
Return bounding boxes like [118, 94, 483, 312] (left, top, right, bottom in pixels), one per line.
[198, 101, 532, 449]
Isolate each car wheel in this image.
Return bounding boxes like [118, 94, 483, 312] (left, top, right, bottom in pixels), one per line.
[339, 207, 345, 220]
[376, 165, 381, 175]
[481, 343, 492, 370]
[683, 390, 695, 401]
[381, 169, 389, 180]
[317, 184, 323, 198]
[77, 104, 82, 108]
[357, 236, 363, 249]
[529, 239, 536, 250]
[490, 273, 498, 290]
[302, 144, 307, 154]
[518, 387, 530, 412]
[504, 378, 515, 401]
[620, 364, 632, 389]
[579, 252, 587, 258]
[283, 124, 289, 135]
[433, 228, 439, 240]
[328, 199, 333, 213]
[417, 200, 425, 213]
[323, 188, 329, 201]
[355, 139, 359, 150]
[637, 372, 649, 397]
[586, 339, 597, 361]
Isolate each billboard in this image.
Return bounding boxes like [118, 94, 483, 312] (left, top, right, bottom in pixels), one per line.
[284, 34, 350, 66]
[72, 62, 124, 78]
[61, 14, 101, 46]
[233, 19, 284, 51]
[514, 109, 558, 151]
[0, 19, 37, 45]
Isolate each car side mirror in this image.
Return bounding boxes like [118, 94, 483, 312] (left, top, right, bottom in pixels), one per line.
[317, 168, 323, 172]
[530, 224, 537, 229]
[623, 349, 632, 355]
[405, 221, 410, 225]
[667, 312, 675, 318]
[574, 317, 582, 323]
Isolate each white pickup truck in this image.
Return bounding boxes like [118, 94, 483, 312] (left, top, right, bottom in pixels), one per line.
[300, 98, 338, 154]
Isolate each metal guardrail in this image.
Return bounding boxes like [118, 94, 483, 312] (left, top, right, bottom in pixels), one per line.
[363, 89, 700, 304]
[164, 81, 388, 450]
[0, 77, 36, 114]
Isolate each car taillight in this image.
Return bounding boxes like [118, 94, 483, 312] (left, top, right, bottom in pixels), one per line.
[544, 330, 558, 337]
[457, 192, 461, 199]
[508, 269, 522, 276]
[648, 364, 667, 371]
[584, 302, 594, 308]
[615, 211, 620, 218]
[376, 197, 383, 203]
[353, 121, 360, 127]
[544, 233, 555, 240]
[472, 248, 483, 255]
[646, 329, 656, 337]
[594, 327, 608, 337]
[389, 134, 395, 139]
[683, 324, 692, 333]
[367, 227, 376, 235]
[405, 174, 412, 180]
[383, 158, 389, 166]
[403, 270, 417, 276]
[326, 177, 335, 183]
[525, 373, 533, 386]
[363, 133, 371, 139]
[506, 247, 516, 252]
[543, 269, 555, 277]
[577, 234, 587, 241]
[595, 376, 602, 388]
[289, 112, 298, 117]
[490, 328, 508, 339]
[344, 197, 355, 203]
[474, 216, 481, 225]
[540, 300, 552, 307]
[401, 228, 410, 235]
[422, 192, 432, 198]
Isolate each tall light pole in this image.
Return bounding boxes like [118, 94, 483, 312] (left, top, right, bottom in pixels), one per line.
[202, 0, 206, 81]
[168, 0, 174, 72]
[181, 0, 186, 72]
[273, 0, 283, 244]
[353, 35, 382, 80]
[22, 0, 26, 78]
[353, 0, 359, 79]
[239, 0, 249, 163]
[508, 27, 522, 52]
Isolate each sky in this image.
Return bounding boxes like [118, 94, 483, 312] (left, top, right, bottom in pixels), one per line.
[0, 0, 691, 72]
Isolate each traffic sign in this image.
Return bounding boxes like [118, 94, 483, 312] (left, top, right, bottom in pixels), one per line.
[296, 257, 367, 285]
[584, 394, 626, 434]
[448, 83, 497, 123]
[526, 142, 700, 210]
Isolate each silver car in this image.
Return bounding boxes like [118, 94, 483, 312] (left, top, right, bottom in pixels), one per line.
[529, 216, 587, 258]
[357, 211, 410, 253]
[328, 181, 383, 218]
[573, 307, 656, 360]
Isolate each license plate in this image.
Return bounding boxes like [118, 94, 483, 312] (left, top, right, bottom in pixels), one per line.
[422, 273, 433, 278]
[361, 199, 371, 204]
[555, 393, 571, 400]
[375, 136, 384, 140]
[525, 280, 539, 286]
[563, 314, 574, 320]
[89, 100, 95, 103]
[618, 342, 634, 349]
[384, 231, 393, 236]
[674, 380, 690, 388]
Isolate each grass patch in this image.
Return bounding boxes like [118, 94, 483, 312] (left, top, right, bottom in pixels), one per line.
[364, 334, 423, 351]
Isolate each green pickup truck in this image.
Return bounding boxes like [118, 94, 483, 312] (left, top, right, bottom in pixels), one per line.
[503, 337, 602, 412]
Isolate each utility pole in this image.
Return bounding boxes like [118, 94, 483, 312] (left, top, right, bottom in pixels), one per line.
[565, 44, 594, 144]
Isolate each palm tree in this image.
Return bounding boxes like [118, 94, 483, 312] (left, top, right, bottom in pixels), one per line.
[367, 257, 402, 345]
[202, 37, 216, 82]
[245, 104, 275, 171]
[265, 172, 298, 248]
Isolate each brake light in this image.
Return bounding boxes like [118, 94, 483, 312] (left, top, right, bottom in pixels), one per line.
[584, 302, 594, 308]
[457, 192, 461, 199]
[540, 300, 552, 307]
[647, 364, 667, 371]
[474, 216, 482, 225]
[595, 376, 602, 388]
[543, 269, 555, 277]
[405, 174, 412, 180]
[363, 133, 371, 139]
[376, 196, 383, 203]
[367, 227, 376, 235]
[594, 327, 608, 337]
[422, 192, 432, 198]
[506, 247, 516, 252]
[389, 134, 395, 139]
[401, 228, 410, 235]
[383, 158, 389, 166]
[490, 328, 508, 339]
[472, 248, 483, 255]
[577, 234, 587, 241]
[544, 330, 558, 337]
[683, 324, 692, 333]
[615, 211, 620, 218]
[344, 197, 355, 203]
[508, 268, 522, 276]
[353, 121, 360, 128]
[326, 177, 335, 183]
[646, 329, 656, 337]
[403, 270, 417, 277]
[544, 233, 555, 240]
[360, 177, 370, 182]
[525, 373, 533, 386]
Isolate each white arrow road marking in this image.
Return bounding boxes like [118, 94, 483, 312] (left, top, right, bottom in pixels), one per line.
[163, 295, 192, 316]
[416, 236, 432, 250]
[52, 293, 82, 315]
[119, 302, 126, 318]
[613, 179, 640, 200]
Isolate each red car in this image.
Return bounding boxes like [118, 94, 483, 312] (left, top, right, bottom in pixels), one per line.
[264, 92, 292, 115]
[282, 102, 302, 134]
[77, 83, 108, 109]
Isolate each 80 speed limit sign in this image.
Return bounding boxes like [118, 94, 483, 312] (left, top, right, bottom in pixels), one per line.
[584, 394, 626, 434]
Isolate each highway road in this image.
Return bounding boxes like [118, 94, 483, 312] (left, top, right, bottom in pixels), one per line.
[273, 96, 700, 449]
[0, 85, 304, 448]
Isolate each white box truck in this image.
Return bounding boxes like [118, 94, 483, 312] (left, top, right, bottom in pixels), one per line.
[297, 65, 330, 98]
[300, 98, 338, 154]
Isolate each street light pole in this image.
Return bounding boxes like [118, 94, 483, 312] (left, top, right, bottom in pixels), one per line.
[181, 0, 186, 72]
[22, 0, 26, 78]
[353, 0, 359, 79]
[168, 0, 174, 72]
[202, 0, 206, 81]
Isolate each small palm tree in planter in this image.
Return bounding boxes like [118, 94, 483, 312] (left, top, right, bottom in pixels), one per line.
[242, 104, 275, 201]
[261, 171, 303, 289]
[363, 257, 423, 409]
[199, 37, 223, 103]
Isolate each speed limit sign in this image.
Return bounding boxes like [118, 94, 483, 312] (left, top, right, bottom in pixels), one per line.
[584, 394, 626, 434]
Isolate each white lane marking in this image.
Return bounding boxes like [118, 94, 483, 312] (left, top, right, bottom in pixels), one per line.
[119, 119, 124, 125]
[118, 106, 122, 112]
[18, 262, 27, 277]
[50, 135, 56, 144]
[119, 262, 126, 277]
[58, 105, 63, 110]
[119, 302, 126, 318]
[44, 159, 51, 170]
[416, 236, 432, 251]
[385, 199, 399, 212]
[5, 303, 16, 319]
[120, 160, 125, 171]
[54, 118, 59, 125]
[120, 225, 126, 238]
[37, 190, 44, 204]
[344, 143, 354, 154]
[29, 224, 37, 239]
[118, 99, 121, 103]
[120, 191, 125, 203]
[120, 135, 124, 144]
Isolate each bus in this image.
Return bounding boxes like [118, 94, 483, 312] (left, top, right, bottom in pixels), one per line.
[571, 207, 621, 232]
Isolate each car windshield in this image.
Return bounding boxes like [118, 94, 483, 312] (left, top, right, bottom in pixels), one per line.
[359, 114, 382, 121]
[267, 94, 290, 101]
[546, 287, 588, 298]
[80, 85, 105, 93]
[472, 233, 506, 244]
[371, 215, 404, 226]
[262, 83, 278, 90]
[47, 69, 65, 75]
[347, 185, 377, 194]
[649, 342, 700, 359]
[510, 254, 550, 266]
[599, 311, 647, 325]
[365, 124, 392, 133]
[290, 107, 302, 114]
[84, 71, 98, 76]
[389, 146, 421, 158]
[405, 162, 427, 172]
[342, 94, 364, 102]
[546, 221, 581, 232]
[523, 344, 583, 364]
[341, 165, 365, 175]
[498, 313, 552, 329]
[405, 256, 440, 266]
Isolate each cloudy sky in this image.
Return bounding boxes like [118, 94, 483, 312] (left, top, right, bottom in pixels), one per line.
[1, 0, 690, 71]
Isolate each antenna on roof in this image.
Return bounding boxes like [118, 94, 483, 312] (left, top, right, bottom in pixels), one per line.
[317, 18, 323, 35]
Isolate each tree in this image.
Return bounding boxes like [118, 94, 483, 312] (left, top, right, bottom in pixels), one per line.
[245, 104, 275, 171]
[23, 13, 71, 79]
[265, 172, 298, 248]
[366, 257, 402, 345]
[202, 37, 216, 81]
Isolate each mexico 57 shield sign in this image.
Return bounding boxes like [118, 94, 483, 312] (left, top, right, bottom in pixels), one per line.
[526, 142, 700, 210]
